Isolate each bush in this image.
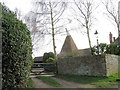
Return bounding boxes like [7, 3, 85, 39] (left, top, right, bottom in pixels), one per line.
[92, 42, 120, 56]
[31, 57, 34, 67]
[43, 52, 55, 63]
[46, 57, 56, 63]
[106, 42, 120, 55]
[2, 4, 32, 89]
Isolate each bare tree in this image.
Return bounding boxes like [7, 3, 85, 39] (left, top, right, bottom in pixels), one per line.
[24, 11, 46, 56]
[26, 0, 68, 59]
[102, 0, 120, 37]
[74, 0, 98, 53]
[14, 8, 23, 20]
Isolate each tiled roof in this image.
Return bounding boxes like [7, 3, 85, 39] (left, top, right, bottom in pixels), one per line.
[34, 56, 43, 61]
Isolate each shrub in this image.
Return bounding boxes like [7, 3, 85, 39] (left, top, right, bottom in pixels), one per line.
[43, 53, 56, 72]
[106, 42, 120, 55]
[92, 42, 120, 56]
[46, 57, 56, 63]
[43, 52, 55, 63]
[2, 4, 32, 89]
[99, 43, 107, 54]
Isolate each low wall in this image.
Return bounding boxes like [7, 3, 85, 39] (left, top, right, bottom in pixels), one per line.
[57, 54, 118, 76]
[78, 48, 91, 56]
[106, 55, 118, 76]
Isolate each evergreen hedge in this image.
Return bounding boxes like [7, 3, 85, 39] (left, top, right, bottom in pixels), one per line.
[92, 42, 120, 55]
[2, 4, 32, 89]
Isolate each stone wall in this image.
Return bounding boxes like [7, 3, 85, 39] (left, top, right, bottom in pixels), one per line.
[106, 55, 118, 76]
[78, 48, 91, 56]
[57, 54, 119, 76]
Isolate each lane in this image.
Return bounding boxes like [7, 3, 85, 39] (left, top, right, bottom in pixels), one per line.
[31, 77, 55, 88]
[50, 77, 97, 88]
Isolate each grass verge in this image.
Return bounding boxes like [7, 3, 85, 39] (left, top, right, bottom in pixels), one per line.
[56, 73, 120, 88]
[26, 78, 34, 88]
[36, 76, 61, 87]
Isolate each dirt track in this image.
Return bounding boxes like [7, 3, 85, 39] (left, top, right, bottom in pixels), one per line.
[32, 77, 54, 88]
[31, 76, 97, 88]
[51, 77, 97, 88]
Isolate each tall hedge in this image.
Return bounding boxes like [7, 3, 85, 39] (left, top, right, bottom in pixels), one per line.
[2, 4, 32, 89]
[92, 42, 120, 55]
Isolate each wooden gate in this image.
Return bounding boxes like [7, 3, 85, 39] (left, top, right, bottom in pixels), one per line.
[31, 63, 57, 74]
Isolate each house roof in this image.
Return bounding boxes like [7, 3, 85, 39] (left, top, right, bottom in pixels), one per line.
[34, 56, 43, 62]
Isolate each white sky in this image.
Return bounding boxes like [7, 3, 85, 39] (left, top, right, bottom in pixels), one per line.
[1, 0, 119, 57]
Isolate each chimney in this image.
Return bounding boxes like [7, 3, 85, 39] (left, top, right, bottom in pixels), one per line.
[109, 32, 113, 44]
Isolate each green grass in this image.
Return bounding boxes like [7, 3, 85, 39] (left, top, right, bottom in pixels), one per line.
[56, 73, 120, 88]
[36, 76, 61, 87]
[26, 78, 34, 88]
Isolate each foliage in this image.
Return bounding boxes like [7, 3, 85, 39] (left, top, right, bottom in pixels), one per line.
[99, 43, 107, 54]
[43, 52, 55, 63]
[31, 57, 34, 67]
[92, 43, 107, 55]
[106, 42, 120, 55]
[56, 73, 120, 88]
[92, 42, 120, 55]
[42, 52, 56, 73]
[26, 78, 34, 88]
[2, 4, 32, 89]
[36, 76, 61, 87]
[46, 57, 56, 63]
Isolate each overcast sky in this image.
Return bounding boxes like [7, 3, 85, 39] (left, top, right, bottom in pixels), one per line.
[1, 0, 119, 57]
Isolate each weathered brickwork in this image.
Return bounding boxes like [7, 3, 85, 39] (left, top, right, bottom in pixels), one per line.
[57, 54, 119, 76]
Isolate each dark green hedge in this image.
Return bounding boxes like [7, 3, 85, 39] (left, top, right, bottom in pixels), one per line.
[2, 4, 32, 89]
[92, 42, 120, 55]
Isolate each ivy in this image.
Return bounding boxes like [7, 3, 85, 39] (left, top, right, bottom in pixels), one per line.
[2, 3, 32, 89]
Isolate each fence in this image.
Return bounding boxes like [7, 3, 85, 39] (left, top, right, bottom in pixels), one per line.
[32, 63, 57, 74]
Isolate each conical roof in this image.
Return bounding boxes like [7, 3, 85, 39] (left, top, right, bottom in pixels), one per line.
[59, 35, 78, 56]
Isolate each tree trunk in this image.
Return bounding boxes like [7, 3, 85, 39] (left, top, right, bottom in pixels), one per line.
[117, 23, 120, 37]
[86, 22, 92, 54]
[49, 3, 57, 60]
[87, 29, 92, 49]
